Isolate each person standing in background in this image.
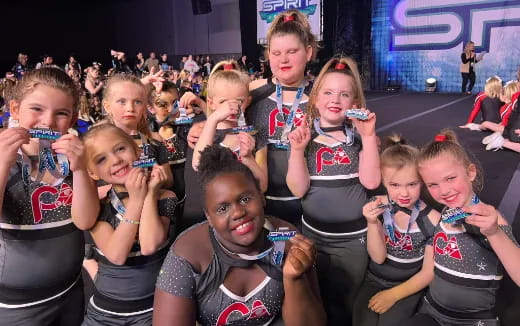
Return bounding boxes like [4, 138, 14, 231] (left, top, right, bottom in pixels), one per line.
[460, 41, 485, 95]
[144, 52, 160, 73]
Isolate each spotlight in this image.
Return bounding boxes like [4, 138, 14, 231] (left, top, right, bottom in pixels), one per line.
[425, 78, 437, 93]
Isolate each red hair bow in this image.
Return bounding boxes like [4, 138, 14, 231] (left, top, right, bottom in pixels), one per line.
[335, 62, 346, 70]
[434, 134, 447, 142]
[223, 64, 234, 70]
[283, 15, 295, 23]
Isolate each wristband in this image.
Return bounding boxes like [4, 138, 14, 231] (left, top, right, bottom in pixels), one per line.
[116, 213, 140, 225]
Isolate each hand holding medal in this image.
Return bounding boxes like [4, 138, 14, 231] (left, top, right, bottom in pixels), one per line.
[238, 132, 256, 160]
[463, 202, 501, 237]
[348, 106, 376, 137]
[363, 196, 386, 225]
[51, 133, 87, 172]
[282, 233, 317, 280]
[147, 164, 168, 195]
[0, 127, 29, 169]
[124, 166, 148, 204]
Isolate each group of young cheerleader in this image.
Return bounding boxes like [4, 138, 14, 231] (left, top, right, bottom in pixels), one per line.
[460, 75, 520, 152]
[0, 8, 519, 326]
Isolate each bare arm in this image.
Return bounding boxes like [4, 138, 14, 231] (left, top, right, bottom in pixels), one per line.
[91, 168, 147, 265]
[286, 124, 311, 198]
[465, 203, 520, 285]
[358, 134, 381, 189]
[192, 115, 219, 171]
[52, 134, 100, 230]
[0, 128, 29, 215]
[239, 134, 268, 192]
[138, 186, 172, 255]
[354, 111, 381, 189]
[282, 235, 327, 326]
[363, 197, 387, 264]
[153, 290, 196, 326]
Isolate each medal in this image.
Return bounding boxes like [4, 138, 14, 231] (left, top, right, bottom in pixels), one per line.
[19, 127, 69, 185]
[267, 227, 296, 265]
[132, 157, 156, 169]
[174, 104, 193, 125]
[441, 194, 480, 224]
[345, 109, 369, 120]
[231, 106, 257, 135]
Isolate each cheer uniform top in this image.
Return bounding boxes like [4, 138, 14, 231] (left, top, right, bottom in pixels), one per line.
[90, 194, 176, 315]
[427, 223, 518, 316]
[156, 222, 285, 326]
[149, 116, 190, 202]
[503, 94, 520, 143]
[301, 133, 367, 234]
[0, 159, 83, 308]
[369, 206, 435, 285]
[214, 129, 267, 163]
[246, 79, 312, 207]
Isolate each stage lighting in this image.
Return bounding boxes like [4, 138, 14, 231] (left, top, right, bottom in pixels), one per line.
[425, 78, 437, 92]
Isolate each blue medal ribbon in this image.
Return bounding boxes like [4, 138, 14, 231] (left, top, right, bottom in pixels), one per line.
[313, 118, 354, 146]
[383, 200, 421, 244]
[272, 81, 306, 149]
[20, 129, 70, 185]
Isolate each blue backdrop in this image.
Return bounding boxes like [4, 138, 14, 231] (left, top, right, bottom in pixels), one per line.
[372, 0, 520, 92]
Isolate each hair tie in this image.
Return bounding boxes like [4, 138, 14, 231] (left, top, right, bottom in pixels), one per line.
[335, 62, 346, 70]
[434, 134, 447, 142]
[223, 64, 234, 70]
[283, 15, 295, 23]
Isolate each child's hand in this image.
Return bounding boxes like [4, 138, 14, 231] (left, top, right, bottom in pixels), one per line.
[0, 127, 29, 169]
[363, 198, 385, 225]
[350, 107, 376, 137]
[141, 66, 165, 85]
[125, 168, 148, 203]
[283, 234, 317, 280]
[209, 101, 240, 123]
[187, 121, 204, 149]
[288, 120, 311, 151]
[52, 134, 86, 172]
[464, 203, 500, 237]
[368, 289, 398, 314]
[238, 132, 255, 159]
[179, 92, 206, 115]
[148, 164, 167, 194]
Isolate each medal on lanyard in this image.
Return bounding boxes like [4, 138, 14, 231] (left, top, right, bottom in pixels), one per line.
[231, 105, 257, 135]
[132, 157, 156, 169]
[20, 127, 70, 185]
[267, 227, 296, 265]
[273, 82, 305, 150]
[441, 194, 480, 224]
[174, 101, 193, 125]
[313, 118, 354, 146]
[345, 108, 369, 120]
[382, 199, 421, 244]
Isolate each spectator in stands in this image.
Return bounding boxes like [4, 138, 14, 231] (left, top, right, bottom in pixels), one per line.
[145, 52, 160, 73]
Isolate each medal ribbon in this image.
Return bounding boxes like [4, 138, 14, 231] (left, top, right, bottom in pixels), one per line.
[313, 118, 354, 146]
[383, 200, 421, 243]
[20, 132, 69, 185]
[275, 81, 306, 144]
